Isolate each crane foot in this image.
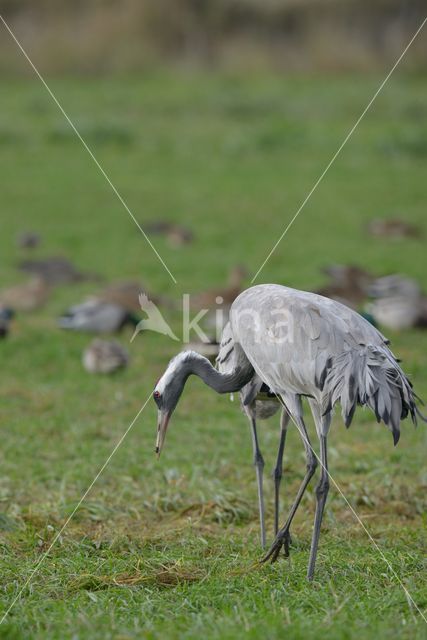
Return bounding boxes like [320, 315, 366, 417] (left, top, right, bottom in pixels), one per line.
[260, 530, 291, 564]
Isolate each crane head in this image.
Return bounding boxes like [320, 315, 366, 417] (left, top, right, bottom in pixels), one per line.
[153, 354, 189, 457]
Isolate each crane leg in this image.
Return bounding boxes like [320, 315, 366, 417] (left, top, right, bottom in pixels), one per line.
[306, 402, 331, 580]
[261, 412, 317, 563]
[272, 409, 290, 539]
[307, 434, 329, 580]
[246, 410, 266, 549]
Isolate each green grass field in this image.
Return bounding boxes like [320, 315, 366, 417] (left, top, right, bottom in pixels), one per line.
[0, 71, 426, 639]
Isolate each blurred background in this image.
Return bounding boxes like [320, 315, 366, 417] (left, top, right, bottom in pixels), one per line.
[0, 3, 426, 637]
[0, 0, 426, 74]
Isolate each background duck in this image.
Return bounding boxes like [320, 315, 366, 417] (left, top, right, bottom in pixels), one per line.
[192, 265, 248, 310]
[189, 265, 247, 337]
[367, 274, 425, 330]
[16, 230, 41, 250]
[367, 218, 422, 240]
[0, 307, 14, 338]
[82, 338, 129, 374]
[0, 276, 50, 311]
[58, 298, 139, 333]
[100, 280, 145, 313]
[142, 220, 194, 247]
[18, 255, 101, 285]
[100, 280, 176, 312]
[316, 264, 374, 309]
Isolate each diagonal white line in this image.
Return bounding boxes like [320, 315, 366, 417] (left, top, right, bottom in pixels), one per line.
[0, 393, 152, 625]
[251, 16, 427, 284]
[0, 14, 177, 285]
[254, 359, 426, 623]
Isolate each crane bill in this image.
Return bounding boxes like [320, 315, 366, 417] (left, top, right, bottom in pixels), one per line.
[155, 409, 171, 458]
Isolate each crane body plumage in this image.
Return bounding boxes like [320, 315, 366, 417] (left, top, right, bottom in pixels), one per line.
[230, 285, 419, 442]
[153, 284, 424, 579]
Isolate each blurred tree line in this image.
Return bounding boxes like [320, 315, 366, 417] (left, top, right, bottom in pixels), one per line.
[0, 0, 425, 74]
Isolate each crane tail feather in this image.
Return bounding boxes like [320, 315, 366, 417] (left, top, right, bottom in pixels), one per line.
[323, 345, 425, 442]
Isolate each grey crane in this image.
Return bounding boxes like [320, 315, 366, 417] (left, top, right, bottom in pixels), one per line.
[216, 321, 289, 549]
[153, 284, 424, 579]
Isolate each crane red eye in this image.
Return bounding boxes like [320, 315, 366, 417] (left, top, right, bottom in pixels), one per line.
[153, 391, 161, 399]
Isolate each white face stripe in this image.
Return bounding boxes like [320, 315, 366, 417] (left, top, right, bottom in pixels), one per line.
[155, 356, 182, 395]
[154, 351, 202, 395]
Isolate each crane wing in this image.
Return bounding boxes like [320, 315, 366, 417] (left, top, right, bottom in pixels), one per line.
[230, 284, 389, 397]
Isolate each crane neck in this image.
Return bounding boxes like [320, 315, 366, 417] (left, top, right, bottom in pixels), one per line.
[181, 351, 254, 394]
